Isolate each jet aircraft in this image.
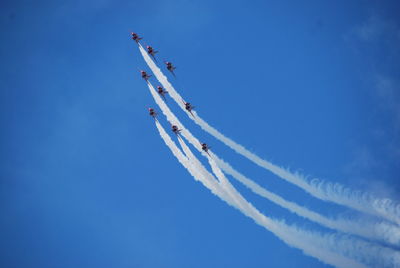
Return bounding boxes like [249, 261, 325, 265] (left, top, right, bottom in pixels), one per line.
[140, 70, 151, 81]
[148, 108, 157, 119]
[146, 46, 158, 61]
[182, 101, 195, 117]
[157, 86, 168, 101]
[164, 61, 176, 76]
[201, 143, 211, 155]
[171, 125, 181, 135]
[131, 32, 142, 43]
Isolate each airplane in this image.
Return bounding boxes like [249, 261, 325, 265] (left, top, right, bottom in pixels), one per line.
[157, 86, 168, 101]
[201, 143, 211, 156]
[131, 32, 142, 43]
[171, 125, 181, 135]
[164, 61, 176, 76]
[148, 108, 157, 119]
[182, 100, 195, 117]
[146, 46, 158, 61]
[140, 70, 151, 81]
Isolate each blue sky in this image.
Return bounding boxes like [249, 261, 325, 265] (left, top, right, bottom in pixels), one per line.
[1, 0, 400, 267]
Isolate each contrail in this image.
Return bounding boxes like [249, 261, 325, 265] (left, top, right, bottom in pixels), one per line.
[194, 113, 400, 226]
[177, 136, 243, 207]
[150, 83, 400, 267]
[155, 120, 370, 268]
[146, 79, 400, 247]
[138, 44, 400, 225]
[178, 132, 400, 268]
[147, 76, 400, 249]
[155, 120, 231, 205]
[214, 155, 400, 247]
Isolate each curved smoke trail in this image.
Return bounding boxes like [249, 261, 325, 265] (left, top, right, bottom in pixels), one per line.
[147, 79, 400, 247]
[150, 82, 400, 267]
[214, 156, 400, 247]
[155, 120, 370, 268]
[138, 44, 400, 226]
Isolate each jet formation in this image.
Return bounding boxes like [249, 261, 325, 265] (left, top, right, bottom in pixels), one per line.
[135, 32, 210, 155]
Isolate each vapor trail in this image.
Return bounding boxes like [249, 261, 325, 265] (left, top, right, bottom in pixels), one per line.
[150, 82, 400, 267]
[202, 142, 400, 268]
[180, 133, 400, 268]
[138, 44, 400, 225]
[147, 79, 400, 251]
[214, 156, 400, 247]
[155, 120, 369, 268]
[155, 120, 230, 205]
[194, 113, 400, 226]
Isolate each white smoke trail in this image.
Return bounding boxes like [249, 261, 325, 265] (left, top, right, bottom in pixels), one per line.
[138, 44, 400, 225]
[147, 79, 400, 264]
[155, 120, 231, 204]
[177, 137, 238, 206]
[146, 77, 400, 247]
[195, 113, 400, 226]
[151, 83, 400, 267]
[214, 155, 400, 247]
[155, 120, 370, 268]
[203, 147, 400, 268]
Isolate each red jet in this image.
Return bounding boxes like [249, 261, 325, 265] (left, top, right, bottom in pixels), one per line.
[131, 32, 142, 43]
[182, 101, 195, 117]
[171, 125, 181, 135]
[164, 61, 176, 76]
[140, 70, 151, 81]
[157, 86, 168, 101]
[148, 108, 157, 119]
[201, 143, 211, 156]
[146, 46, 158, 61]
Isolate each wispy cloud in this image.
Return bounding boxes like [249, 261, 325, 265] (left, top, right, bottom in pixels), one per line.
[354, 15, 400, 43]
[372, 75, 400, 182]
[343, 13, 400, 198]
[375, 75, 400, 132]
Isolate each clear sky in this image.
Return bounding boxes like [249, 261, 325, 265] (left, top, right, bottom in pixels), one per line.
[1, 0, 400, 267]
